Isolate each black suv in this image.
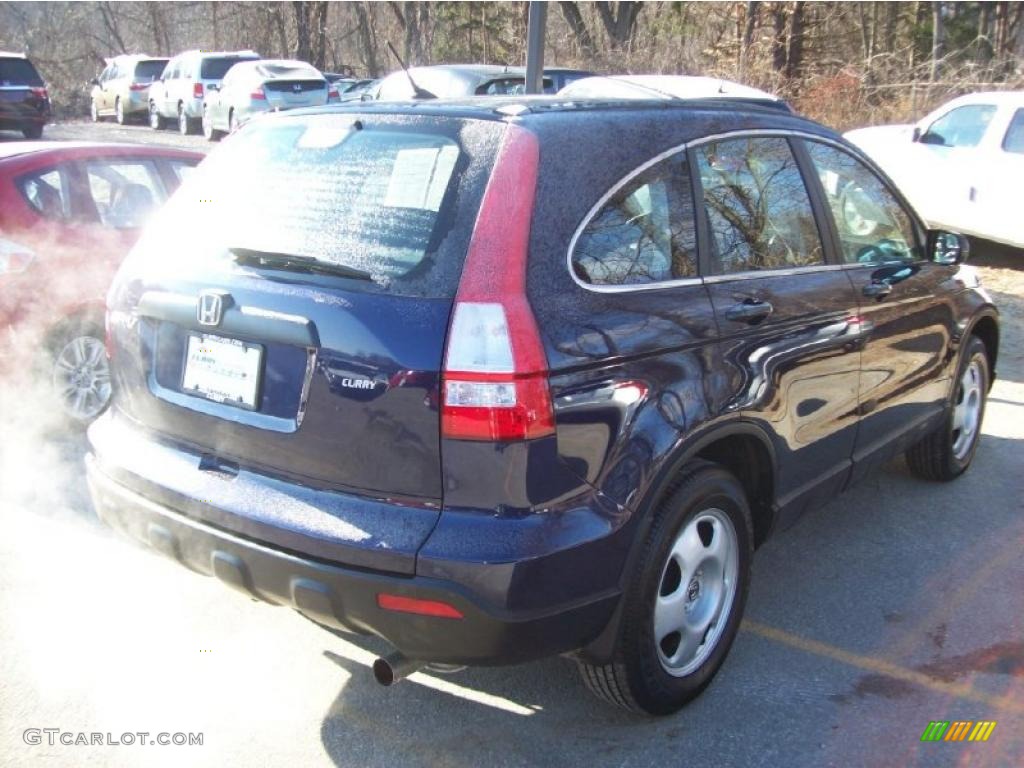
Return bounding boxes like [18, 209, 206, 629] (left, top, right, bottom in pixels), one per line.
[0, 52, 50, 139]
[87, 97, 999, 715]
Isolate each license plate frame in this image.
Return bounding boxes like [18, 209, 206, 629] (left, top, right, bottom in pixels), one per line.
[181, 333, 264, 411]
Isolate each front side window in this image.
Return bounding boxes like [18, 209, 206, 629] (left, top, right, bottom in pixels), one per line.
[696, 137, 823, 274]
[85, 160, 164, 229]
[19, 168, 71, 220]
[805, 141, 919, 265]
[1002, 109, 1024, 154]
[571, 152, 698, 286]
[921, 104, 997, 148]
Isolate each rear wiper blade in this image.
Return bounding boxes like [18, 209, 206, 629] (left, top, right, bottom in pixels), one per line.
[229, 247, 373, 281]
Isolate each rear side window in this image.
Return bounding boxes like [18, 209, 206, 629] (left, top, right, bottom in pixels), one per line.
[0, 57, 43, 86]
[572, 152, 698, 286]
[1002, 109, 1024, 154]
[134, 60, 167, 82]
[922, 104, 996, 148]
[19, 168, 70, 220]
[85, 160, 164, 229]
[696, 137, 824, 274]
[201, 57, 253, 80]
[136, 115, 501, 297]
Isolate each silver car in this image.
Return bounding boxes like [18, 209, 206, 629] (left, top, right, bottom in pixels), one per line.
[202, 60, 328, 141]
[148, 49, 260, 135]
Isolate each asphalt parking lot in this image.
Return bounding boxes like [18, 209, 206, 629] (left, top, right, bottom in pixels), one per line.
[0, 121, 1022, 768]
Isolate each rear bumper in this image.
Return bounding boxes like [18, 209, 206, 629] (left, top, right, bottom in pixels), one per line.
[85, 438, 623, 666]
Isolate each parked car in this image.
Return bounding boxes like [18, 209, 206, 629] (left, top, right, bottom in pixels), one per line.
[148, 49, 259, 135]
[542, 67, 596, 92]
[0, 51, 50, 139]
[845, 91, 1024, 249]
[90, 55, 169, 125]
[0, 142, 202, 423]
[202, 59, 330, 140]
[88, 97, 998, 714]
[372, 64, 553, 100]
[337, 78, 378, 102]
[559, 74, 789, 110]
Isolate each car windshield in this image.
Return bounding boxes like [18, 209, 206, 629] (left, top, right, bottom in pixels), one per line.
[200, 56, 255, 80]
[0, 57, 43, 86]
[133, 115, 501, 296]
[257, 63, 318, 79]
[134, 60, 167, 82]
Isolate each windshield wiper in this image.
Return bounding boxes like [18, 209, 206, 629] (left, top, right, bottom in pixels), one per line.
[229, 247, 373, 281]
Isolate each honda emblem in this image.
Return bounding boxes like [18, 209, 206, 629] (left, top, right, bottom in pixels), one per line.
[197, 291, 224, 327]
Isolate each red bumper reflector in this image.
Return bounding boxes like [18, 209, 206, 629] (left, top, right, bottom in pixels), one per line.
[376, 593, 464, 619]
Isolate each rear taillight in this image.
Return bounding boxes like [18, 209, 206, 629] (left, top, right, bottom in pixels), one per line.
[30, 86, 47, 100]
[193, 82, 204, 99]
[250, 87, 266, 100]
[441, 125, 554, 442]
[328, 85, 339, 99]
[0, 238, 35, 274]
[129, 82, 148, 91]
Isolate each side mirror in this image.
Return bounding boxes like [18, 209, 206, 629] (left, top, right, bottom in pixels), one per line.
[931, 231, 970, 265]
[90, 78, 100, 87]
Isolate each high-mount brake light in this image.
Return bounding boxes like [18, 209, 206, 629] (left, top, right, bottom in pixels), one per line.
[441, 125, 554, 442]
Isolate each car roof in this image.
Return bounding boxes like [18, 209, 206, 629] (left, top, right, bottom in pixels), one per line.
[174, 49, 260, 60]
[942, 90, 1024, 107]
[234, 59, 321, 76]
[561, 75, 781, 102]
[0, 141, 202, 163]
[0, 51, 29, 59]
[282, 94, 831, 138]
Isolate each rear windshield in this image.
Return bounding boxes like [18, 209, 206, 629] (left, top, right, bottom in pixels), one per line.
[201, 56, 256, 80]
[0, 57, 43, 87]
[134, 60, 167, 82]
[132, 114, 503, 297]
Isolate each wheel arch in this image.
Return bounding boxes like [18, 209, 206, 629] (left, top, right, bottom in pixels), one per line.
[966, 311, 999, 388]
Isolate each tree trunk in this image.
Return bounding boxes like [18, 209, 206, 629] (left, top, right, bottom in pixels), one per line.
[595, 1, 643, 49]
[354, 1, 380, 77]
[930, 1, 944, 81]
[771, 4, 788, 72]
[785, 2, 805, 80]
[559, 1, 596, 55]
[739, 2, 758, 78]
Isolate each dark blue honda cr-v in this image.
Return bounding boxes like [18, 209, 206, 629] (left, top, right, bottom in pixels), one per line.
[87, 96, 999, 714]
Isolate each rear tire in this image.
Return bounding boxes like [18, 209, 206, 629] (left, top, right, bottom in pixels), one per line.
[90, 99, 100, 122]
[115, 97, 125, 125]
[178, 103, 195, 135]
[578, 461, 753, 715]
[48, 322, 112, 426]
[906, 336, 989, 481]
[202, 106, 222, 142]
[149, 101, 165, 130]
[21, 123, 43, 139]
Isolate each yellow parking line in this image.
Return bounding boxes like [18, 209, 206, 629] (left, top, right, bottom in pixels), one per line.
[742, 619, 1024, 714]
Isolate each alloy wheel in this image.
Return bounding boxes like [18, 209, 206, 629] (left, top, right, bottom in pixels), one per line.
[952, 359, 983, 460]
[654, 507, 739, 677]
[52, 335, 111, 422]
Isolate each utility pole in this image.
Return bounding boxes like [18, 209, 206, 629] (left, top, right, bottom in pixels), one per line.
[525, 1, 547, 94]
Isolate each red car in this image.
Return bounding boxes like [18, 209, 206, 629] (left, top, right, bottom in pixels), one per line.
[0, 142, 203, 423]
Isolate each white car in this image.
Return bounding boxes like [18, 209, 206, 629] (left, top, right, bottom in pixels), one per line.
[202, 60, 331, 141]
[558, 75, 788, 109]
[845, 91, 1024, 249]
[148, 49, 260, 135]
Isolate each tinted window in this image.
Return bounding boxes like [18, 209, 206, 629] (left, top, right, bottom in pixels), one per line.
[134, 60, 167, 82]
[86, 160, 164, 229]
[806, 141, 919, 265]
[19, 168, 70, 220]
[136, 116, 500, 297]
[572, 153, 698, 286]
[1002, 109, 1024, 154]
[0, 57, 43, 86]
[923, 104, 996, 148]
[201, 57, 254, 80]
[696, 137, 823, 274]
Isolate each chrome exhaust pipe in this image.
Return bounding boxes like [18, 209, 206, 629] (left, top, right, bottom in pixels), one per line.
[372, 652, 424, 686]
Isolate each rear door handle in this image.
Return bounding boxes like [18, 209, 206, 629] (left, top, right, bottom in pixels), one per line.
[724, 300, 773, 324]
[862, 281, 893, 299]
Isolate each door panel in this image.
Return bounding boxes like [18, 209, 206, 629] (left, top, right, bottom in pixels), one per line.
[694, 136, 863, 521]
[802, 139, 956, 481]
